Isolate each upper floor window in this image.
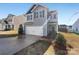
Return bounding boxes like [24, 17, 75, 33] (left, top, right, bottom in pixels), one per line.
[34, 12, 36, 18]
[42, 10, 44, 17]
[34, 12, 38, 18]
[27, 15, 32, 21]
[53, 14, 56, 19]
[40, 11, 42, 17]
[36, 12, 38, 18]
[40, 10, 45, 18]
[30, 15, 32, 20]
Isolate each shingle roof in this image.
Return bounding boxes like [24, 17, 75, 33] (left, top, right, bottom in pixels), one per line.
[26, 4, 48, 14]
[26, 4, 36, 14]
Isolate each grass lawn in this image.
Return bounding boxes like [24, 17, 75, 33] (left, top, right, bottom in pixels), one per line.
[0, 30, 18, 35]
[60, 32, 79, 55]
[0, 30, 18, 37]
[60, 32, 79, 40]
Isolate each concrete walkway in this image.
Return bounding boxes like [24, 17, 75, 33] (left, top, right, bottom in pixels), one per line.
[0, 35, 40, 55]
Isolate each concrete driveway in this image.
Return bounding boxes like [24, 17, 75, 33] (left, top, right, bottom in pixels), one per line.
[0, 35, 40, 55]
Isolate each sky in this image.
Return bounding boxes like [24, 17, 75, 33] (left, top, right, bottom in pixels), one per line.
[0, 3, 79, 25]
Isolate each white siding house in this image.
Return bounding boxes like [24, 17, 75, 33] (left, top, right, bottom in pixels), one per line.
[73, 19, 79, 33]
[0, 14, 15, 31]
[67, 26, 73, 32]
[0, 23, 3, 30]
[11, 4, 58, 36]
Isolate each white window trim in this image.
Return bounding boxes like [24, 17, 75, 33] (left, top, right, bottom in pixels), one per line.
[26, 13, 33, 22]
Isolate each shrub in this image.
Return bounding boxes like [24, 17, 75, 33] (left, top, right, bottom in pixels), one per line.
[54, 33, 67, 55]
[56, 33, 66, 46]
[18, 24, 24, 35]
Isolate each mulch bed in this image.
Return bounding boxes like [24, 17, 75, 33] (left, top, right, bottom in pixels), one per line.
[14, 40, 51, 55]
[53, 43, 68, 55]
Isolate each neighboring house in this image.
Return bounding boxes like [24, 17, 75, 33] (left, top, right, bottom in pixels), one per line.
[73, 18, 79, 33]
[0, 20, 3, 30]
[58, 25, 68, 32]
[0, 14, 15, 30]
[58, 24, 73, 33]
[67, 26, 73, 32]
[0, 19, 6, 30]
[11, 4, 58, 36]
[12, 4, 58, 36]
[5, 14, 15, 30]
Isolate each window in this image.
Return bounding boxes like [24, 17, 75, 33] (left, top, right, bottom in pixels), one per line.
[34, 12, 36, 18]
[40, 11, 42, 17]
[54, 14, 56, 19]
[27, 15, 32, 21]
[34, 12, 38, 18]
[42, 10, 44, 17]
[36, 12, 38, 18]
[30, 15, 32, 20]
[40, 10, 44, 18]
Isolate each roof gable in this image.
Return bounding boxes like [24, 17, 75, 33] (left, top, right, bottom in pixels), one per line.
[26, 4, 36, 14]
[26, 4, 48, 14]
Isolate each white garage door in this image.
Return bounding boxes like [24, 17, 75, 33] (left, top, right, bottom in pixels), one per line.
[25, 26, 43, 36]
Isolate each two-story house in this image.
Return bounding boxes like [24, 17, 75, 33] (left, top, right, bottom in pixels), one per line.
[12, 4, 58, 36]
[58, 25, 68, 32]
[0, 14, 15, 31]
